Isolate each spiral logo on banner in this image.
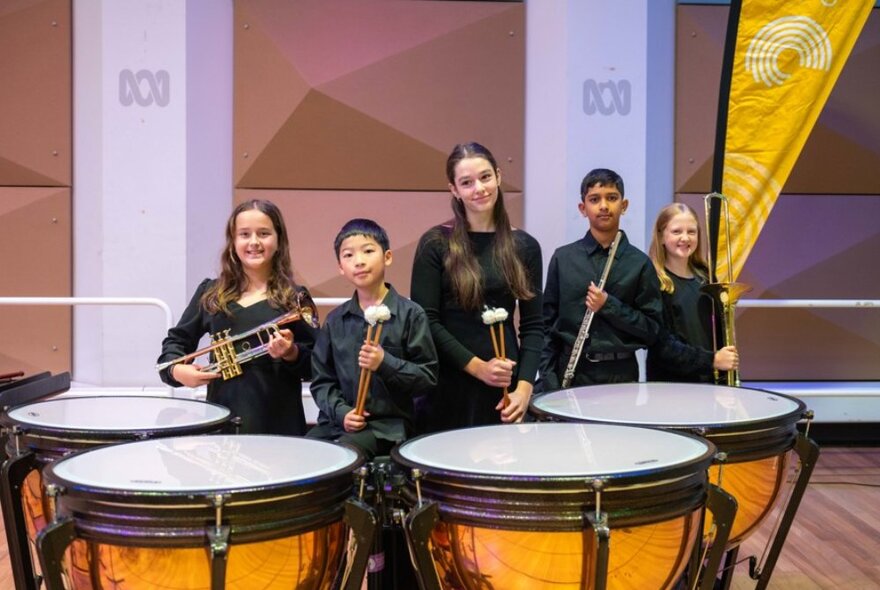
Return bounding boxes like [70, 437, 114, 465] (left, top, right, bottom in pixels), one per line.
[119, 69, 171, 107]
[745, 16, 832, 87]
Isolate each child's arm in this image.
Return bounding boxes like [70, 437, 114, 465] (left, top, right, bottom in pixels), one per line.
[539, 252, 563, 391]
[309, 323, 355, 427]
[157, 279, 219, 387]
[597, 262, 663, 346]
[372, 306, 438, 396]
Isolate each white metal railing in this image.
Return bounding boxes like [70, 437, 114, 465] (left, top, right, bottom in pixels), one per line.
[0, 296, 357, 330]
[0, 297, 175, 330]
[738, 299, 879, 309]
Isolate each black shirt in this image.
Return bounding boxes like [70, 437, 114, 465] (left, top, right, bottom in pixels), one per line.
[309, 284, 438, 443]
[158, 278, 316, 435]
[646, 270, 716, 382]
[541, 230, 662, 390]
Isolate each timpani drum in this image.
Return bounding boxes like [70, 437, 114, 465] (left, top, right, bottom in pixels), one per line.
[391, 423, 736, 590]
[0, 396, 232, 590]
[530, 383, 812, 549]
[36, 434, 374, 590]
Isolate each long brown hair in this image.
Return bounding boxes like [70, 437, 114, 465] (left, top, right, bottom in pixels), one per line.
[649, 202, 708, 293]
[202, 199, 301, 315]
[441, 142, 533, 310]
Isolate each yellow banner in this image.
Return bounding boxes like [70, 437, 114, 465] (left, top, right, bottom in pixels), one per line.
[716, 0, 872, 281]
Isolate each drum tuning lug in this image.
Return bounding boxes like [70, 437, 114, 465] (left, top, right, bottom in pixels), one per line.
[210, 493, 229, 529]
[45, 483, 65, 520]
[715, 452, 728, 463]
[411, 468, 424, 506]
[590, 478, 605, 492]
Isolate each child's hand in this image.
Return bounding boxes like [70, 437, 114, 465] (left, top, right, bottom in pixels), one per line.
[714, 346, 739, 371]
[498, 381, 532, 423]
[358, 343, 385, 371]
[267, 329, 297, 360]
[171, 364, 221, 388]
[344, 409, 369, 432]
[585, 281, 608, 312]
[476, 357, 515, 388]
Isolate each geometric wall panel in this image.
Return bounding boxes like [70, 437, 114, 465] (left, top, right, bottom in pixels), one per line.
[0, 187, 71, 376]
[234, 0, 524, 191]
[678, 193, 880, 380]
[0, 0, 71, 187]
[675, 6, 880, 195]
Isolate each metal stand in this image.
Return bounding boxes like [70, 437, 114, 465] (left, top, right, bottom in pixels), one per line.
[0, 447, 40, 590]
[342, 497, 379, 590]
[35, 517, 75, 590]
[402, 500, 441, 590]
[749, 434, 820, 590]
[585, 512, 610, 590]
[698, 484, 738, 590]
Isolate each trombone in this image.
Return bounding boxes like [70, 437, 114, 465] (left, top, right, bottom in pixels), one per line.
[701, 193, 751, 387]
[156, 304, 318, 381]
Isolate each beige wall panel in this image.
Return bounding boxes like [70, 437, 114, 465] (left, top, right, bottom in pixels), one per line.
[0, 187, 71, 375]
[0, 0, 71, 186]
[234, 0, 523, 191]
[234, 189, 523, 303]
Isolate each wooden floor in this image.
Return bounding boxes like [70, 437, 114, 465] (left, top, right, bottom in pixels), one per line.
[0, 447, 877, 589]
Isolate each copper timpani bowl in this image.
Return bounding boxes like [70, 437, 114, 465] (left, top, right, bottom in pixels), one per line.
[36, 434, 367, 590]
[392, 422, 718, 590]
[531, 382, 808, 547]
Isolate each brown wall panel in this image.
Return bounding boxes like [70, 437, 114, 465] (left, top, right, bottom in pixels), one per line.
[234, 0, 524, 191]
[0, 0, 71, 187]
[0, 187, 71, 375]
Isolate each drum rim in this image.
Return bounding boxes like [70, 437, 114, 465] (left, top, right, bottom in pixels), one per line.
[391, 423, 717, 488]
[0, 395, 233, 438]
[529, 383, 807, 435]
[41, 434, 364, 500]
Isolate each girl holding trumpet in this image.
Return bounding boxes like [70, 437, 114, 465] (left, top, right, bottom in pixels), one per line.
[411, 142, 543, 432]
[157, 199, 318, 435]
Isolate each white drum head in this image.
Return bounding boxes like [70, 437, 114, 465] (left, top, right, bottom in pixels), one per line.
[7, 396, 230, 431]
[51, 435, 359, 492]
[533, 383, 802, 426]
[398, 423, 710, 477]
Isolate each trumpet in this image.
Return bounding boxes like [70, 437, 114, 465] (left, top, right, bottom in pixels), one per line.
[156, 304, 318, 381]
[702, 193, 751, 386]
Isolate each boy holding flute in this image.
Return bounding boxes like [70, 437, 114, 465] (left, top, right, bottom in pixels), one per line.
[540, 169, 663, 390]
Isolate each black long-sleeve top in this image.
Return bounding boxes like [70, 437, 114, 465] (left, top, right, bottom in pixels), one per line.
[541, 230, 663, 390]
[647, 271, 715, 382]
[309, 284, 438, 443]
[157, 278, 317, 435]
[410, 227, 543, 431]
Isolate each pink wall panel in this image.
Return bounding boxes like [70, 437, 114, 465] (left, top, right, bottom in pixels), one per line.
[0, 187, 71, 375]
[0, 0, 71, 186]
[0, 0, 72, 376]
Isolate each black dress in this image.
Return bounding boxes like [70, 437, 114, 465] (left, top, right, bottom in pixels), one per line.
[158, 279, 317, 435]
[646, 271, 716, 382]
[410, 227, 543, 432]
